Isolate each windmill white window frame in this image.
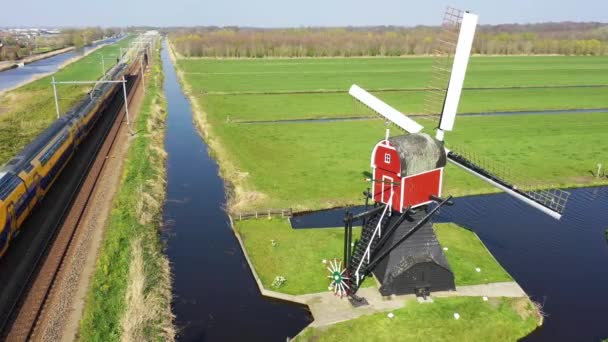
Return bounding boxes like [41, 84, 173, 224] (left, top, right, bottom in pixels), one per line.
[384, 153, 391, 164]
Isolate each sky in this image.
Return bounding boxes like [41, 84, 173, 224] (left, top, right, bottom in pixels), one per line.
[2, 0, 607, 27]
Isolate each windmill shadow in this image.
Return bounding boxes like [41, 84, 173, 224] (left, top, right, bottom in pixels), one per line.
[361, 171, 372, 179]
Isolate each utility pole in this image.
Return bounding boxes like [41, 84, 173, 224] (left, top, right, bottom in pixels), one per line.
[52, 76, 60, 118]
[51, 78, 131, 130]
[122, 76, 130, 127]
[101, 54, 106, 76]
[140, 57, 145, 93]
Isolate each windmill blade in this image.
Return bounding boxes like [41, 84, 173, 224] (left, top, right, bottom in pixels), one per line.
[446, 149, 569, 219]
[437, 12, 478, 138]
[349, 84, 423, 134]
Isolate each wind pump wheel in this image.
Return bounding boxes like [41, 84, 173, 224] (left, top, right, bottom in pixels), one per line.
[326, 259, 350, 297]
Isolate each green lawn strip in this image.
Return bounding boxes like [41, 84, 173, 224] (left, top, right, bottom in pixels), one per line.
[234, 218, 374, 295]
[0, 35, 135, 165]
[200, 87, 608, 122]
[78, 43, 172, 341]
[234, 220, 511, 295]
[202, 113, 608, 211]
[178, 56, 608, 92]
[295, 296, 538, 342]
[434, 223, 512, 286]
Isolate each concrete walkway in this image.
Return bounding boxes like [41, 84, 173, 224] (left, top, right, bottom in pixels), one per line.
[297, 281, 526, 328]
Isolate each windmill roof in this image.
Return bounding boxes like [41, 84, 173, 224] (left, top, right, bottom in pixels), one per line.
[388, 133, 446, 176]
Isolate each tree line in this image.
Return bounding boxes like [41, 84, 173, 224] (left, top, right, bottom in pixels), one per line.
[169, 22, 608, 58]
[0, 27, 120, 61]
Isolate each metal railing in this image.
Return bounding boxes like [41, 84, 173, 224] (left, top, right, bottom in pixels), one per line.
[354, 192, 393, 285]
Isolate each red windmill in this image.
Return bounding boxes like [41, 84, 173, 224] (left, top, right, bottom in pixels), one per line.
[332, 9, 570, 299]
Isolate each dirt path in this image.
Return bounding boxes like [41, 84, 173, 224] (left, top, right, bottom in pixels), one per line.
[33, 76, 146, 342]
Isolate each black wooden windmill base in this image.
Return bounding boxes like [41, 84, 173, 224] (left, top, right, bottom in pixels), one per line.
[343, 196, 454, 298]
[372, 212, 455, 296]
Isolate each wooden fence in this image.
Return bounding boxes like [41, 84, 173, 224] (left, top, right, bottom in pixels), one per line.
[234, 208, 293, 221]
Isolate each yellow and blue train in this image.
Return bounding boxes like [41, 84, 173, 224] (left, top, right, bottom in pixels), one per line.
[0, 62, 129, 258]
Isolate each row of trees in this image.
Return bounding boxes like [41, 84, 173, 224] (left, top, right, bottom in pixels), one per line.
[0, 27, 120, 61]
[169, 23, 608, 58]
[61, 27, 120, 48]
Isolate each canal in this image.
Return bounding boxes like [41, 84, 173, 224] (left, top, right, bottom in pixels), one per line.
[0, 36, 123, 92]
[292, 186, 608, 341]
[160, 39, 312, 341]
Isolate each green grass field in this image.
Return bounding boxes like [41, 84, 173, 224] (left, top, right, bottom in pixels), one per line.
[178, 56, 608, 93]
[235, 220, 513, 295]
[435, 223, 512, 286]
[204, 87, 608, 122]
[0, 36, 134, 165]
[296, 296, 538, 341]
[196, 111, 608, 211]
[175, 54, 608, 211]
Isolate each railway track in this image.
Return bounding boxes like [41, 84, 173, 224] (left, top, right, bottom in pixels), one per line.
[0, 61, 143, 340]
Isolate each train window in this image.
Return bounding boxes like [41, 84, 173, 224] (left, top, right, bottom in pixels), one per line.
[0, 175, 21, 200]
[39, 133, 69, 165]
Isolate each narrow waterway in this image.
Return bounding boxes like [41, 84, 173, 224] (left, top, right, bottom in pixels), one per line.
[0, 36, 123, 92]
[161, 39, 312, 341]
[292, 186, 608, 341]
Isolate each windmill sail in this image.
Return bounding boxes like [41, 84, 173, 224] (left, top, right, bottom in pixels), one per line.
[438, 12, 478, 134]
[349, 84, 424, 134]
[447, 150, 569, 219]
[433, 11, 478, 141]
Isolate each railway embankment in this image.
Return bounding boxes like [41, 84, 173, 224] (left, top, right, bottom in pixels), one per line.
[77, 40, 175, 341]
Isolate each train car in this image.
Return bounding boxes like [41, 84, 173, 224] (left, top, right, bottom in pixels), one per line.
[0, 62, 129, 258]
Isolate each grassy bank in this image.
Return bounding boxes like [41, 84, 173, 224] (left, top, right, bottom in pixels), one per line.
[296, 296, 539, 341]
[78, 41, 174, 341]
[234, 220, 513, 295]
[0, 36, 134, 165]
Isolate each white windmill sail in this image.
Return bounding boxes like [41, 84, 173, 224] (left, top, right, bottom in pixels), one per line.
[349, 84, 423, 134]
[436, 12, 478, 141]
[429, 10, 569, 219]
